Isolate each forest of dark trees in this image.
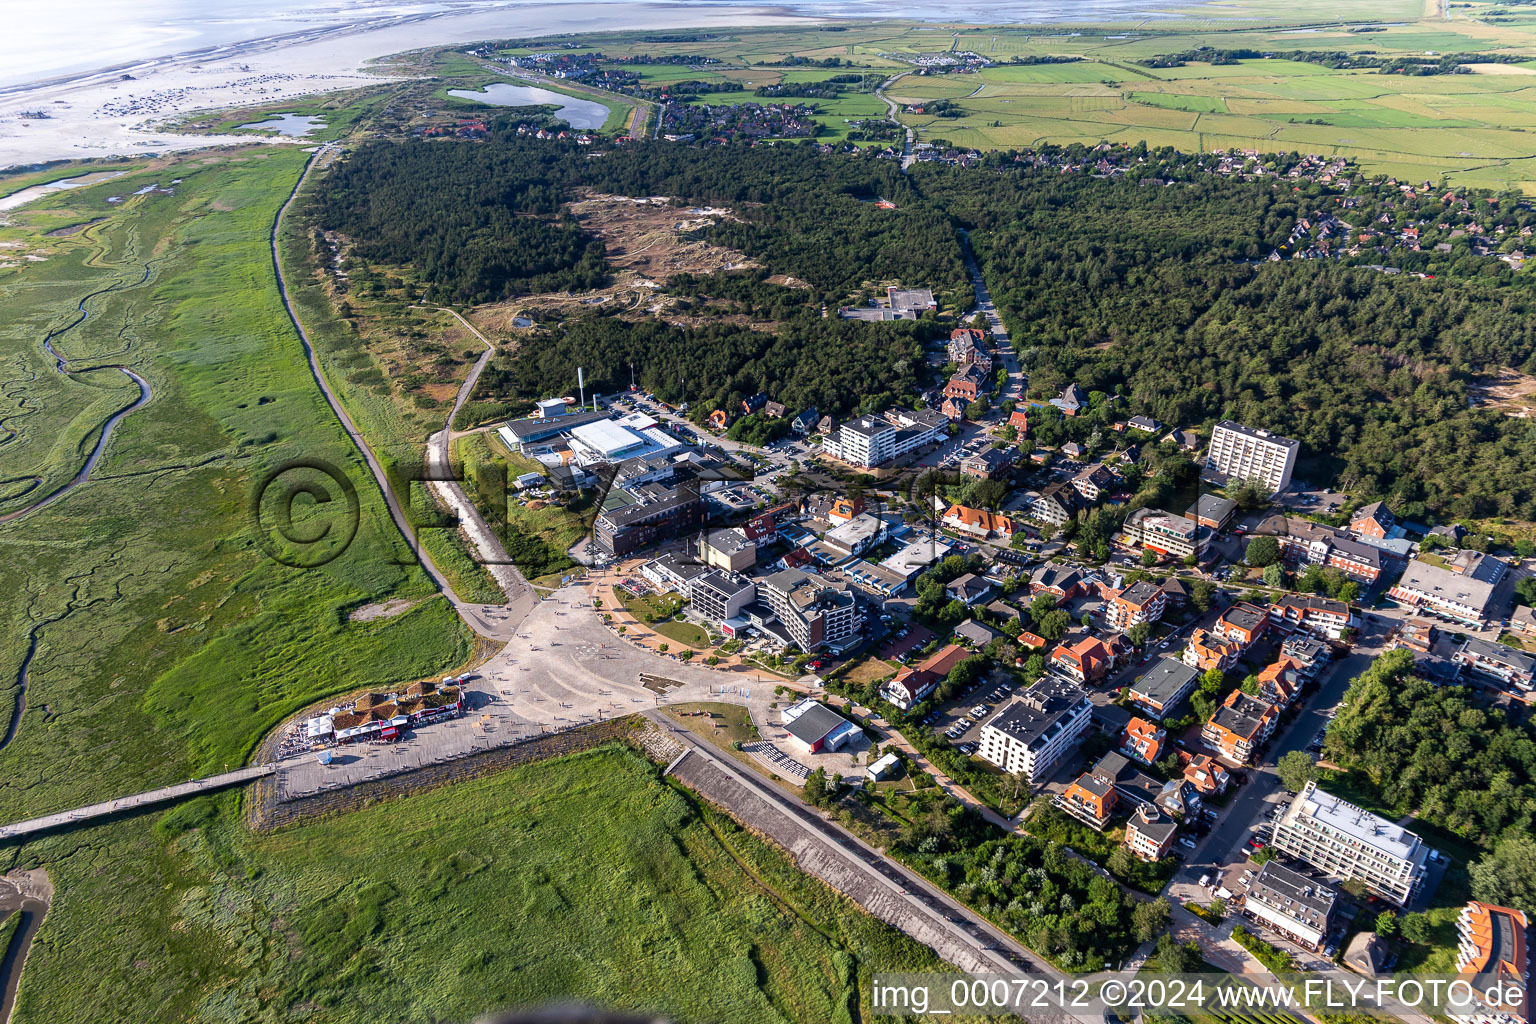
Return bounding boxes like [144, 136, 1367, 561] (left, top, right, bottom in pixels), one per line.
[918, 163, 1536, 519]
[311, 134, 970, 307]
[474, 314, 938, 422]
[315, 129, 1536, 518]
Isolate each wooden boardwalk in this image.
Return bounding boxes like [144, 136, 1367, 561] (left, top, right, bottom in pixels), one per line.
[0, 764, 277, 842]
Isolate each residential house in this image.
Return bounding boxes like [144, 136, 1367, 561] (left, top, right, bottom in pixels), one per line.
[1029, 564, 1083, 602]
[1072, 464, 1119, 502]
[961, 447, 1013, 480]
[1105, 581, 1167, 631]
[882, 643, 971, 709]
[1453, 637, 1536, 692]
[1395, 618, 1437, 653]
[1183, 628, 1243, 673]
[1202, 689, 1279, 765]
[1031, 482, 1082, 526]
[816, 414, 837, 435]
[762, 399, 787, 419]
[1052, 383, 1089, 417]
[790, 408, 818, 435]
[1126, 657, 1199, 720]
[1160, 575, 1189, 609]
[1007, 409, 1030, 434]
[1183, 754, 1231, 797]
[1255, 657, 1306, 708]
[1127, 415, 1160, 434]
[943, 504, 1015, 541]
[955, 618, 1000, 647]
[1164, 428, 1200, 452]
[975, 675, 1094, 779]
[1350, 501, 1397, 540]
[945, 573, 995, 606]
[1125, 804, 1177, 861]
[1057, 771, 1119, 830]
[1061, 441, 1085, 459]
[940, 396, 968, 421]
[1050, 635, 1111, 684]
[1121, 717, 1166, 764]
[986, 600, 1022, 626]
[708, 409, 731, 430]
[740, 392, 768, 416]
[1155, 778, 1203, 820]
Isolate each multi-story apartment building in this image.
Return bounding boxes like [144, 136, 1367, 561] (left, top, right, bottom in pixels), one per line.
[761, 568, 862, 653]
[1105, 581, 1167, 631]
[1246, 862, 1337, 951]
[1123, 507, 1200, 560]
[1269, 594, 1351, 639]
[1204, 420, 1300, 494]
[1452, 901, 1530, 1024]
[976, 675, 1093, 780]
[1031, 482, 1082, 526]
[825, 409, 948, 468]
[1202, 689, 1279, 764]
[1057, 771, 1119, 830]
[1050, 635, 1111, 684]
[1216, 602, 1270, 650]
[1183, 628, 1243, 673]
[688, 570, 756, 625]
[1125, 804, 1177, 861]
[1121, 717, 1165, 764]
[1271, 780, 1435, 906]
[1127, 657, 1199, 720]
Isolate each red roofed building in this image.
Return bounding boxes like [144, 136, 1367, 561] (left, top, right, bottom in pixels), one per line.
[1121, 717, 1166, 764]
[881, 643, 971, 710]
[1050, 635, 1110, 684]
[1183, 754, 1231, 796]
[942, 504, 1014, 540]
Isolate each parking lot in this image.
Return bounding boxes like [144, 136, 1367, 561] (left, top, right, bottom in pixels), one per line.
[877, 624, 936, 662]
[917, 672, 1018, 756]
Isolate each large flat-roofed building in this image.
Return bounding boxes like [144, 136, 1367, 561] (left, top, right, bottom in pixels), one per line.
[1123, 507, 1200, 560]
[1271, 780, 1435, 906]
[1246, 862, 1337, 950]
[1204, 420, 1300, 495]
[1389, 557, 1502, 626]
[689, 570, 756, 625]
[699, 527, 756, 572]
[976, 675, 1093, 780]
[1126, 657, 1200, 720]
[497, 407, 609, 453]
[825, 408, 946, 469]
[762, 568, 862, 653]
[593, 483, 705, 558]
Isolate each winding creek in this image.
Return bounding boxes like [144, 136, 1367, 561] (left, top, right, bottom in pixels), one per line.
[0, 262, 156, 757]
[0, 873, 50, 1024]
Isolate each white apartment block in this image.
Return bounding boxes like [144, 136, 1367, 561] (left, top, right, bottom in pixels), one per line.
[1205, 421, 1300, 495]
[1271, 781, 1435, 906]
[976, 675, 1092, 781]
[825, 410, 946, 468]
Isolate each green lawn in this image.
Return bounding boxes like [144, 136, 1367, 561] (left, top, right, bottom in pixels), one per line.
[653, 618, 712, 648]
[5, 745, 974, 1023]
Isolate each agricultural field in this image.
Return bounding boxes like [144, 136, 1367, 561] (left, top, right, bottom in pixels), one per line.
[892, 56, 1536, 188]
[3, 745, 975, 1023]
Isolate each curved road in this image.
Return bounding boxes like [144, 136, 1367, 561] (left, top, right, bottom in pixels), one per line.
[269, 145, 520, 640]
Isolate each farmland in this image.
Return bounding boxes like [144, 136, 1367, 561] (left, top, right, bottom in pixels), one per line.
[484, 7, 1536, 189]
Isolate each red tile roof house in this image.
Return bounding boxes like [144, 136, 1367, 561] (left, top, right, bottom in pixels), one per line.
[1050, 635, 1110, 684]
[881, 643, 971, 709]
[1121, 717, 1166, 764]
